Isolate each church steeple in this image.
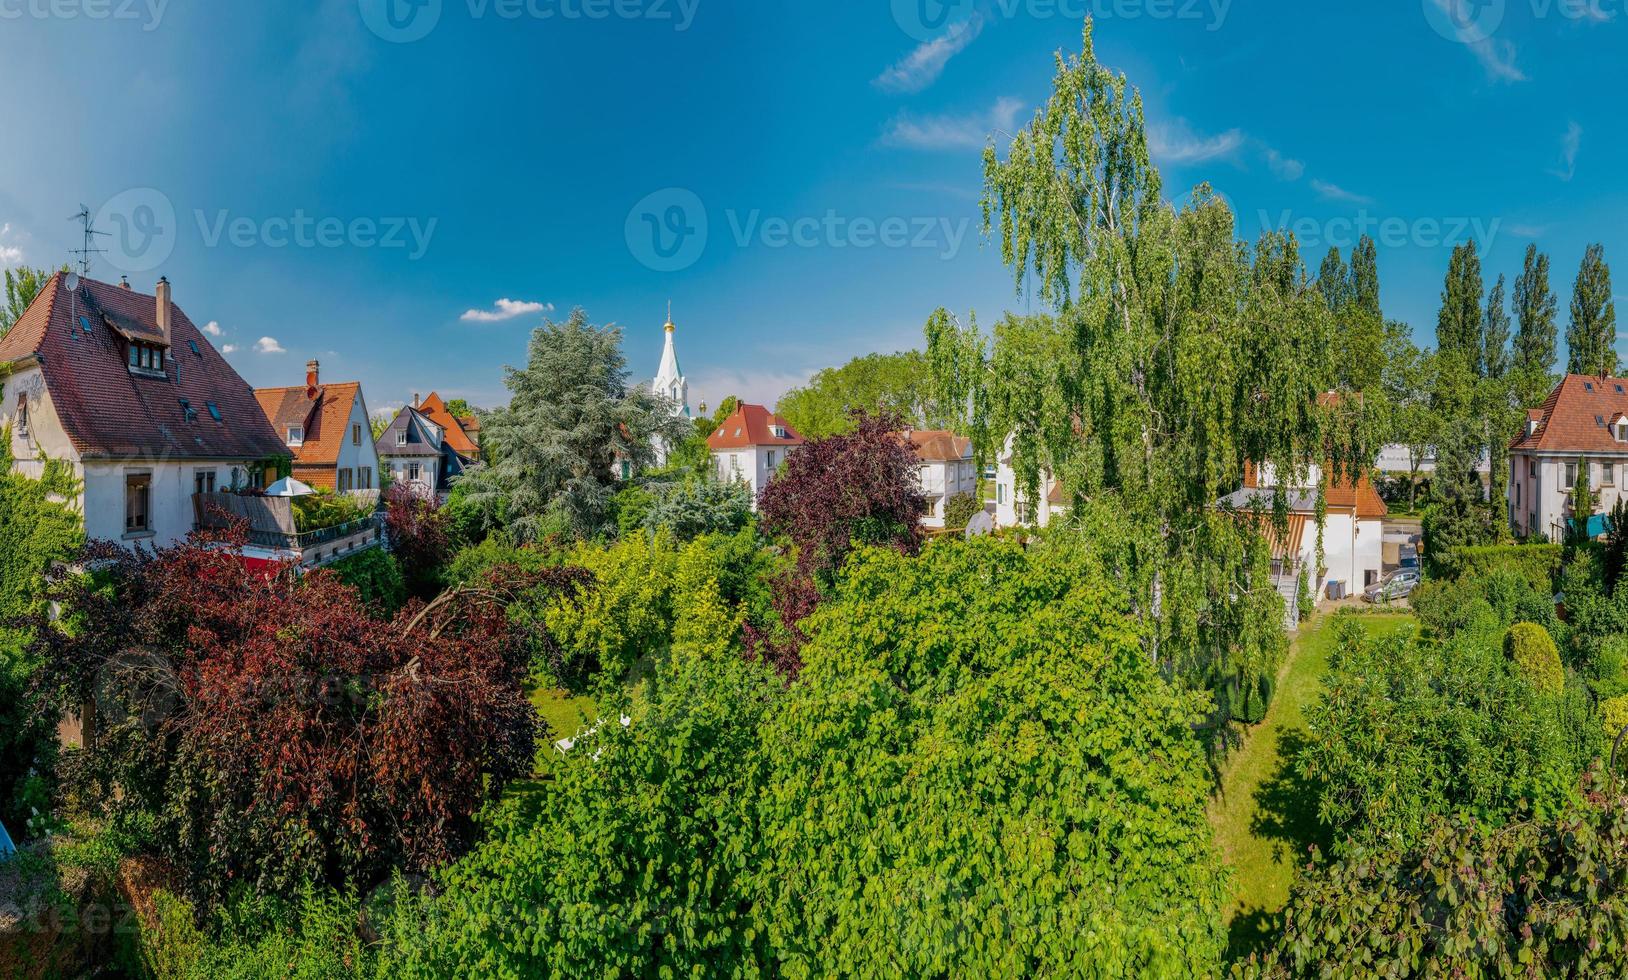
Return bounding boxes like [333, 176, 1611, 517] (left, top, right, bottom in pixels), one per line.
[654, 306, 689, 419]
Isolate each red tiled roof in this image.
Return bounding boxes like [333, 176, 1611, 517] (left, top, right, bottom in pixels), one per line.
[1510, 374, 1628, 454]
[254, 381, 364, 468]
[904, 429, 972, 462]
[707, 403, 803, 450]
[0, 273, 288, 461]
[418, 392, 479, 457]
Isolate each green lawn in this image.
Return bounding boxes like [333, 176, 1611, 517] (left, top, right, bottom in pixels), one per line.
[1211, 609, 1415, 961]
[527, 685, 598, 777]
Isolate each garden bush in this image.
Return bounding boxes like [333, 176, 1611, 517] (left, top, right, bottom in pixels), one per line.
[327, 549, 406, 616]
[942, 491, 981, 530]
[1505, 622, 1564, 694]
[1602, 695, 1628, 743]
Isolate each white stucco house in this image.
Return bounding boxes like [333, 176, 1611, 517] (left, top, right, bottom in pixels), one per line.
[707, 403, 803, 509]
[374, 400, 473, 498]
[0, 273, 289, 548]
[992, 433, 1066, 528]
[906, 429, 977, 529]
[1507, 373, 1628, 541]
[1220, 461, 1389, 623]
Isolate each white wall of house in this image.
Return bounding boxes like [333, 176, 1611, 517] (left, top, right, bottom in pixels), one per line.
[918, 458, 978, 528]
[388, 454, 441, 494]
[1509, 450, 1628, 539]
[993, 448, 1058, 529]
[332, 394, 381, 491]
[712, 445, 789, 509]
[3, 369, 258, 548]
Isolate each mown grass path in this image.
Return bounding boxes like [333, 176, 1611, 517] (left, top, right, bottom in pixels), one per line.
[1210, 609, 1415, 961]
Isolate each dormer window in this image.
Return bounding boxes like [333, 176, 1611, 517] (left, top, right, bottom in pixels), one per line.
[286, 425, 304, 446]
[396, 429, 409, 446]
[179, 398, 197, 422]
[127, 342, 166, 375]
[770, 424, 787, 439]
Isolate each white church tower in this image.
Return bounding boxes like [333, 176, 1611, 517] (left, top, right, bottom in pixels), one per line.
[653, 306, 690, 419]
[651, 307, 690, 466]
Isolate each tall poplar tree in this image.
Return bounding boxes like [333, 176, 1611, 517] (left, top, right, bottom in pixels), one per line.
[1567, 243, 1618, 377]
[1318, 247, 1352, 313]
[1512, 244, 1559, 405]
[1349, 235, 1381, 318]
[1437, 242, 1485, 374]
[1483, 274, 1511, 381]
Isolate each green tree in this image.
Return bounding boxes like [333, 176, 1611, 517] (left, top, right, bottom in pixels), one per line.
[1512, 244, 1559, 405]
[774, 350, 949, 439]
[1482, 274, 1511, 381]
[1, 266, 55, 338]
[1348, 234, 1381, 318]
[931, 21, 1357, 701]
[1568, 455, 1597, 546]
[1567, 242, 1618, 377]
[1436, 241, 1484, 374]
[1316, 246, 1351, 313]
[757, 539, 1228, 976]
[454, 309, 691, 541]
[1380, 337, 1438, 508]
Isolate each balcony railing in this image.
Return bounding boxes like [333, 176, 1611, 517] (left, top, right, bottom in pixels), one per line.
[193, 492, 384, 564]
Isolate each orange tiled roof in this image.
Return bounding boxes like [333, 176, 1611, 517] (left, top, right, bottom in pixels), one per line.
[1243, 461, 1388, 521]
[1510, 374, 1628, 455]
[708, 403, 803, 450]
[904, 429, 973, 462]
[418, 392, 480, 457]
[254, 381, 363, 468]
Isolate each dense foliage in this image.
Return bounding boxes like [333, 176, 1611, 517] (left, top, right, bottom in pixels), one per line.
[1241, 785, 1628, 977]
[328, 548, 407, 615]
[774, 350, 952, 439]
[289, 489, 373, 533]
[378, 537, 1227, 977]
[1300, 614, 1596, 851]
[942, 491, 981, 530]
[22, 534, 569, 909]
[382, 482, 452, 597]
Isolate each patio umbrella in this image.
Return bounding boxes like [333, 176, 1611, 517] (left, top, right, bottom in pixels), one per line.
[264, 476, 316, 497]
[0, 816, 15, 859]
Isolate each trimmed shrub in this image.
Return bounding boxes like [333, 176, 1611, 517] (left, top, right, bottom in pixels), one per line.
[327, 549, 406, 616]
[1435, 543, 1563, 594]
[942, 492, 981, 530]
[1506, 622, 1564, 695]
[1603, 695, 1628, 743]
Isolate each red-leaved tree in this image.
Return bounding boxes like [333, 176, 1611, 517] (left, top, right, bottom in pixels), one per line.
[384, 482, 452, 597]
[26, 531, 588, 908]
[750, 413, 927, 674]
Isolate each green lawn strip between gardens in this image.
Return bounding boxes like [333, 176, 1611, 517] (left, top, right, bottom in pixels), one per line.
[1211, 609, 1416, 960]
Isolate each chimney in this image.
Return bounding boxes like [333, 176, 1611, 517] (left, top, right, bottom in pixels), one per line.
[306, 360, 320, 399]
[412, 392, 420, 410]
[155, 277, 171, 346]
[119, 276, 131, 290]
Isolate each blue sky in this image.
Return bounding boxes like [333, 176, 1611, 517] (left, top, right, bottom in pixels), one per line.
[1, 0, 1624, 415]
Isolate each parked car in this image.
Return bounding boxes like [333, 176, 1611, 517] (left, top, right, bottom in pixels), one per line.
[1363, 568, 1421, 604]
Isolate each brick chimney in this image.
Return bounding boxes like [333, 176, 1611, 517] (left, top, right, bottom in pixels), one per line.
[412, 392, 420, 410]
[306, 360, 320, 400]
[119, 276, 131, 290]
[155, 277, 171, 346]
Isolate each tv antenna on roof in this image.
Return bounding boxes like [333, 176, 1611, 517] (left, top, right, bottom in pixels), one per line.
[68, 205, 108, 277]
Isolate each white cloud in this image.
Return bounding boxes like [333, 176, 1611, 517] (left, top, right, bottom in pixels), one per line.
[1467, 37, 1525, 81]
[202, 320, 223, 336]
[254, 336, 286, 354]
[0, 223, 23, 266]
[461, 298, 554, 323]
[1429, 0, 1526, 81]
[1264, 147, 1305, 181]
[1549, 121, 1583, 181]
[1508, 223, 1550, 238]
[1311, 179, 1374, 205]
[880, 96, 1025, 151]
[221, 344, 238, 354]
[874, 16, 984, 94]
[1147, 119, 1245, 165]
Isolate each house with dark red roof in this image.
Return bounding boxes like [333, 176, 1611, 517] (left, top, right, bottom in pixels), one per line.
[0, 273, 289, 547]
[706, 403, 802, 508]
[254, 361, 380, 493]
[374, 399, 472, 498]
[1508, 373, 1628, 540]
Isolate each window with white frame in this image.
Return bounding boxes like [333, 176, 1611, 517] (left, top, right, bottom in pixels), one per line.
[1565, 461, 1578, 489]
[125, 473, 151, 534]
[287, 426, 304, 446]
[397, 429, 409, 446]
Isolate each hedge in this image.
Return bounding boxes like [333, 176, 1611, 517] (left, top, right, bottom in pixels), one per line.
[1434, 544, 1562, 594]
[1505, 623, 1564, 695]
